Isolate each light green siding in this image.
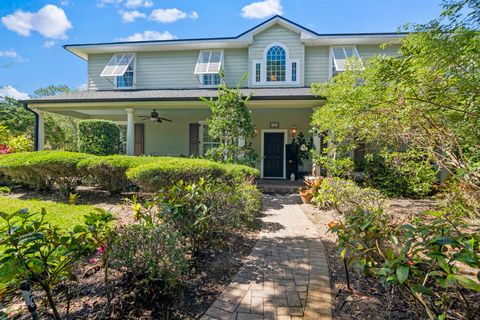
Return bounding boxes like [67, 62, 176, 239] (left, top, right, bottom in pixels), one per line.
[88, 49, 248, 91]
[304, 46, 329, 85]
[248, 24, 304, 86]
[223, 48, 249, 87]
[356, 44, 401, 59]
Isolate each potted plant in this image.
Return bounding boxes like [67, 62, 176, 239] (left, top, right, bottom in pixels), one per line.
[299, 176, 324, 204]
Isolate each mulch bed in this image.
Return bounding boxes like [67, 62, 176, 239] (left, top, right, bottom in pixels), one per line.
[300, 198, 440, 320]
[2, 187, 260, 319]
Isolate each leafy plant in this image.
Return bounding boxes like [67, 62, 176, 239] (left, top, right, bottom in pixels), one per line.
[0, 209, 96, 319]
[290, 132, 313, 166]
[77, 120, 120, 155]
[68, 192, 80, 205]
[312, 153, 355, 179]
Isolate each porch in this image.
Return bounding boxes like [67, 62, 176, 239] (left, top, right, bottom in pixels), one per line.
[23, 88, 325, 179]
[256, 179, 304, 194]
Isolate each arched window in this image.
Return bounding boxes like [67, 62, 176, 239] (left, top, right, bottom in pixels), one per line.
[266, 45, 286, 82]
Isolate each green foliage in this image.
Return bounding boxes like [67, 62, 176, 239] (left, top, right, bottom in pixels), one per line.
[313, 177, 387, 213]
[290, 132, 313, 166]
[77, 120, 120, 155]
[69, 192, 80, 205]
[0, 125, 32, 153]
[78, 155, 157, 194]
[364, 149, 438, 197]
[0, 208, 97, 319]
[127, 157, 258, 192]
[110, 223, 189, 296]
[201, 72, 257, 166]
[312, 153, 355, 179]
[0, 151, 91, 192]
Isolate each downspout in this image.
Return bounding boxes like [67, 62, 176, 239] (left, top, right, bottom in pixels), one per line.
[22, 103, 39, 151]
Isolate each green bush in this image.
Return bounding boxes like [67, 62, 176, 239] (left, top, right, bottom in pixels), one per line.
[0, 151, 91, 192]
[314, 177, 387, 214]
[364, 150, 438, 197]
[110, 223, 189, 296]
[77, 155, 157, 194]
[311, 153, 355, 179]
[77, 120, 120, 155]
[127, 158, 258, 192]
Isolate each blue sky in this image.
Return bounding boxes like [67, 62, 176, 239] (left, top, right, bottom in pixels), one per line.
[0, 0, 444, 98]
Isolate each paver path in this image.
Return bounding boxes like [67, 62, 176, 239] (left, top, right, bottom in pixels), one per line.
[202, 195, 332, 320]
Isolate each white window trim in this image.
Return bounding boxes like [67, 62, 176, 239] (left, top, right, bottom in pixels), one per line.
[196, 50, 224, 88]
[114, 53, 136, 89]
[251, 43, 300, 86]
[198, 121, 220, 155]
[329, 46, 362, 79]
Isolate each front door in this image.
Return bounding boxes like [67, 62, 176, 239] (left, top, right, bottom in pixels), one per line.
[264, 132, 284, 178]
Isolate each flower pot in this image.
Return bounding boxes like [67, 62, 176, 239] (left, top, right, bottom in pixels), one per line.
[299, 189, 313, 204]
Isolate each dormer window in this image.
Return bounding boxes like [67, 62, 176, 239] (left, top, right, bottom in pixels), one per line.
[194, 50, 223, 87]
[252, 43, 299, 86]
[100, 53, 136, 89]
[330, 46, 362, 78]
[266, 45, 286, 82]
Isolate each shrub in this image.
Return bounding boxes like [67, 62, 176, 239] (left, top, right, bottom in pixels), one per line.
[127, 158, 258, 192]
[77, 120, 120, 155]
[110, 223, 189, 296]
[312, 153, 355, 179]
[237, 184, 263, 224]
[0, 208, 97, 320]
[364, 149, 438, 197]
[77, 155, 157, 194]
[314, 177, 387, 214]
[0, 151, 91, 192]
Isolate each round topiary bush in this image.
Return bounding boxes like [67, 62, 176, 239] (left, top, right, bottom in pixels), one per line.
[77, 120, 120, 155]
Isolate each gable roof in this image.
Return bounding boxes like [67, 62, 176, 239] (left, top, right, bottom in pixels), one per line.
[64, 15, 406, 60]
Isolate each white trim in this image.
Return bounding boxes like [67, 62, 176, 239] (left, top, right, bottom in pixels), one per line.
[114, 53, 136, 89]
[261, 129, 287, 179]
[251, 43, 300, 86]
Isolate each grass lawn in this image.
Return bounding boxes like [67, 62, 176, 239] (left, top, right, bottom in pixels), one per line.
[0, 196, 98, 230]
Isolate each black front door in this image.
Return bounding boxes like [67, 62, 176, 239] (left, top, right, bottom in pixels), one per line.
[264, 132, 284, 178]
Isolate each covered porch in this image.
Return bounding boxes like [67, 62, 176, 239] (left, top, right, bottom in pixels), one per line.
[23, 88, 325, 179]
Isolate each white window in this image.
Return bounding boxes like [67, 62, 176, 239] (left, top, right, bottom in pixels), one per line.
[118, 124, 127, 154]
[100, 53, 136, 88]
[195, 50, 223, 87]
[251, 43, 300, 86]
[202, 74, 221, 86]
[199, 122, 220, 155]
[330, 46, 362, 78]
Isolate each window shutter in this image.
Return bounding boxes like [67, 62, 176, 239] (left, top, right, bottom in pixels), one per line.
[134, 123, 144, 155]
[189, 123, 200, 156]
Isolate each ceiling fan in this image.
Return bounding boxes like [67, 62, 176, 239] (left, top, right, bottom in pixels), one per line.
[139, 109, 172, 123]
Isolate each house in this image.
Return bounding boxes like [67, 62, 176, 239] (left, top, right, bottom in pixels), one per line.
[22, 15, 403, 179]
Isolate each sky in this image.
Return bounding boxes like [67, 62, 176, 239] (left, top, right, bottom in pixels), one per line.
[0, 0, 445, 99]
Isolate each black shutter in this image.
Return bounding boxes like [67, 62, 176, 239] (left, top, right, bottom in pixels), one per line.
[189, 123, 200, 156]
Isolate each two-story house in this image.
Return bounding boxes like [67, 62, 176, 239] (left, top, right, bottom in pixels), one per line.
[22, 15, 403, 179]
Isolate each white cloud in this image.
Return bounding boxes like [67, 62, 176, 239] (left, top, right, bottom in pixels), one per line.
[118, 30, 176, 41]
[97, 0, 122, 8]
[241, 0, 282, 19]
[0, 50, 19, 58]
[149, 8, 198, 23]
[120, 10, 145, 23]
[60, 0, 70, 5]
[124, 0, 153, 8]
[0, 86, 30, 100]
[1, 5, 72, 39]
[78, 83, 88, 91]
[43, 40, 56, 48]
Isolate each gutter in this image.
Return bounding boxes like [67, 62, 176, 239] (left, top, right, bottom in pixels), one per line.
[22, 103, 39, 151]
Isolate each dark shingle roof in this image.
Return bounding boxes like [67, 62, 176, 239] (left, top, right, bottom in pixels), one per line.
[23, 87, 319, 104]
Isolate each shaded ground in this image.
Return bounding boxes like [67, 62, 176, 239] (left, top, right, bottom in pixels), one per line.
[300, 198, 439, 320]
[1, 187, 260, 319]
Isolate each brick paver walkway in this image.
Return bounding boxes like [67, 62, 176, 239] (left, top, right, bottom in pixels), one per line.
[202, 195, 332, 320]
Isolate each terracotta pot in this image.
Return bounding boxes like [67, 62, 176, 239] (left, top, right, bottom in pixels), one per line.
[299, 189, 313, 204]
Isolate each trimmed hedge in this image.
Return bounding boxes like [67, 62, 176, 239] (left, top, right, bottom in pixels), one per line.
[0, 151, 92, 192]
[77, 120, 120, 155]
[0, 151, 259, 194]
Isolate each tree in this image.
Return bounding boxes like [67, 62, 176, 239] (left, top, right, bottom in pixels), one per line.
[311, 0, 480, 192]
[201, 73, 257, 166]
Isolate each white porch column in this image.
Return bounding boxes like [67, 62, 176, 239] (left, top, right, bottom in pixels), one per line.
[238, 137, 245, 147]
[37, 110, 45, 151]
[126, 108, 135, 155]
[313, 135, 321, 154]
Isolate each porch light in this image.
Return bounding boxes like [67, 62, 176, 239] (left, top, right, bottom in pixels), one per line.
[254, 126, 259, 137]
[291, 126, 297, 137]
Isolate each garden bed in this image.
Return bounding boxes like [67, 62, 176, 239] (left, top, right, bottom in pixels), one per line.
[1, 188, 261, 319]
[301, 198, 440, 320]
